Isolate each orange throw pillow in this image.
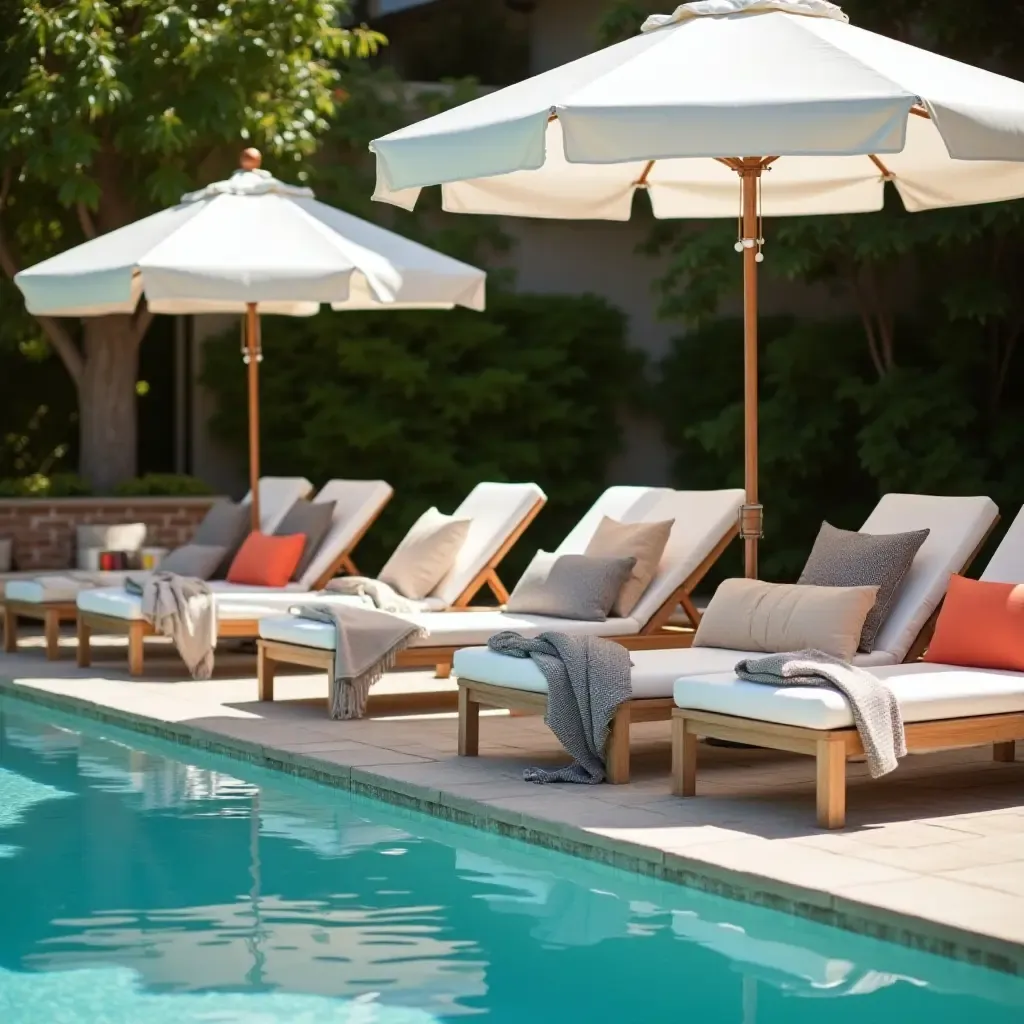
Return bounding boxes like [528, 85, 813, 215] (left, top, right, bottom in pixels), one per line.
[227, 531, 306, 588]
[924, 574, 1024, 672]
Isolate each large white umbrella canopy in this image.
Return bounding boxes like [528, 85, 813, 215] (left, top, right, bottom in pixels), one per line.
[369, 0, 1024, 575]
[15, 152, 486, 522]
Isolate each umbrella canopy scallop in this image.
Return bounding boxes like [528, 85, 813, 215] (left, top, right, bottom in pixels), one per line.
[16, 169, 486, 317]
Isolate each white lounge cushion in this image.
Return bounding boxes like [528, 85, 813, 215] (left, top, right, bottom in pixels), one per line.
[296, 479, 393, 589]
[981, 504, 1024, 584]
[77, 580, 305, 621]
[452, 644, 898, 698]
[259, 609, 641, 651]
[248, 477, 314, 533]
[431, 482, 546, 606]
[864, 494, 998, 662]
[674, 661, 1024, 731]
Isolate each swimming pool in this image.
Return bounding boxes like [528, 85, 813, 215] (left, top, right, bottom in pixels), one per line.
[0, 699, 1021, 1023]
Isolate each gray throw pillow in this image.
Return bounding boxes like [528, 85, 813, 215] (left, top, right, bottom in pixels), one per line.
[159, 544, 228, 580]
[506, 551, 637, 621]
[798, 521, 930, 654]
[275, 499, 336, 581]
[192, 500, 252, 578]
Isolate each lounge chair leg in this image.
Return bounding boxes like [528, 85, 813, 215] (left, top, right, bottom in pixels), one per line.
[485, 569, 510, 606]
[679, 593, 702, 629]
[671, 713, 697, 797]
[76, 617, 91, 668]
[257, 644, 276, 702]
[458, 685, 480, 757]
[44, 609, 61, 661]
[3, 605, 17, 654]
[816, 737, 847, 829]
[605, 705, 631, 784]
[994, 741, 1017, 763]
[127, 622, 145, 677]
[435, 661, 452, 679]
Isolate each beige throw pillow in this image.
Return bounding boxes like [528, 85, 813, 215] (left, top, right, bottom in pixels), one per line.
[693, 578, 880, 662]
[584, 516, 674, 618]
[378, 507, 471, 600]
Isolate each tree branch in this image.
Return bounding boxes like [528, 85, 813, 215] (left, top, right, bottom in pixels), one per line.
[76, 202, 97, 240]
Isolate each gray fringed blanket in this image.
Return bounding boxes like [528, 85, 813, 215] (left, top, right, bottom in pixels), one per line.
[290, 603, 426, 719]
[486, 631, 633, 784]
[323, 576, 430, 614]
[735, 650, 906, 777]
[125, 572, 215, 680]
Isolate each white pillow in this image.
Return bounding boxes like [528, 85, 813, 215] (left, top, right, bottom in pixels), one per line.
[693, 578, 879, 662]
[378, 507, 471, 600]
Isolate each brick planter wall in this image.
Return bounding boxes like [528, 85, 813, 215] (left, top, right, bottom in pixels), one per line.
[0, 497, 226, 571]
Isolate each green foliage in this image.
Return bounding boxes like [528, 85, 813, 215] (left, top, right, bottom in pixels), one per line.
[113, 474, 213, 497]
[0, 473, 91, 498]
[201, 292, 642, 574]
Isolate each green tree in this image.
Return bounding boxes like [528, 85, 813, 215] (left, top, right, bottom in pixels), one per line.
[0, 0, 382, 491]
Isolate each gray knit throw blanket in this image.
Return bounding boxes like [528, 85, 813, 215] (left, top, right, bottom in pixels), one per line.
[487, 631, 632, 784]
[735, 650, 907, 777]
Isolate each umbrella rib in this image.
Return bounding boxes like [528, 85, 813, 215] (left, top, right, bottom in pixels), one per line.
[869, 154, 895, 180]
[633, 160, 655, 187]
[909, 104, 931, 119]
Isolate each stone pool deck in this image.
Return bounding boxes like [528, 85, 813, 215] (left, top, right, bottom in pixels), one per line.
[1, 629, 1023, 976]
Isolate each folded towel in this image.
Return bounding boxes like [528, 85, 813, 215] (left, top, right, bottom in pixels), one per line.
[487, 630, 633, 784]
[735, 649, 906, 777]
[290, 603, 426, 719]
[125, 573, 215, 680]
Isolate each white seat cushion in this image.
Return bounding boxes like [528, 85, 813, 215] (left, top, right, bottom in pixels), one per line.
[981, 504, 1024, 584]
[674, 661, 1024, 730]
[259, 609, 641, 650]
[6, 580, 56, 604]
[78, 581, 305, 621]
[452, 644, 897, 698]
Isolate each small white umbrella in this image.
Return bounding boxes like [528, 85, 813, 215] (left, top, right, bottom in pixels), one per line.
[16, 150, 486, 526]
[369, 0, 1024, 576]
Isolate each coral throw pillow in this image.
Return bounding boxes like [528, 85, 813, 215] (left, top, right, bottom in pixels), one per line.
[227, 532, 306, 588]
[924, 574, 1024, 672]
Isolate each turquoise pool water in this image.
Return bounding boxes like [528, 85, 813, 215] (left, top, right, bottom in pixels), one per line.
[0, 700, 1021, 1024]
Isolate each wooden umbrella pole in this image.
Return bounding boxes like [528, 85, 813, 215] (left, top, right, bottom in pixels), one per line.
[245, 302, 261, 530]
[739, 159, 765, 579]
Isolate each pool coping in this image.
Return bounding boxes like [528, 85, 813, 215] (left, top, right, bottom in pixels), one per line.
[2, 676, 1021, 978]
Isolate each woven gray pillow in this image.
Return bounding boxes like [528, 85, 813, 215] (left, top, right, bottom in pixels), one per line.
[192, 500, 252, 577]
[159, 544, 228, 580]
[506, 551, 637, 621]
[798, 521, 930, 654]
[275, 499, 336, 581]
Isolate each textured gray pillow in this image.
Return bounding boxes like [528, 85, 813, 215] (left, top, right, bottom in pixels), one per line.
[798, 521, 930, 653]
[159, 544, 228, 580]
[192, 500, 252, 578]
[275, 499, 336, 581]
[506, 551, 637, 621]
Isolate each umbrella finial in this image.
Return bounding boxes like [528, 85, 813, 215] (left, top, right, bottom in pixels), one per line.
[240, 148, 263, 171]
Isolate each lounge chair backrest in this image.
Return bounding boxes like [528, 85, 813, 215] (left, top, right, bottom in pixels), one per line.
[629, 489, 746, 627]
[554, 487, 674, 556]
[431, 482, 547, 605]
[241, 477, 313, 533]
[980, 505, 1024, 584]
[863, 494, 998, 661]
[297, 479, 394, 589]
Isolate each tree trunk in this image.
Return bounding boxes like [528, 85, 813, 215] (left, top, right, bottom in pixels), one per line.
[77, 316, 141, 491]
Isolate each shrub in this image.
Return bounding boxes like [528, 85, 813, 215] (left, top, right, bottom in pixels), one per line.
[201, 291, 642, 575]
[113, 474, 214, 497]
[0, 473, 91, 498]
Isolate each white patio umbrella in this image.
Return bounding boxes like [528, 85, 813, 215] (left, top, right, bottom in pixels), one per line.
[369, 0, 1024, 577]
[15, 150, 486, 527]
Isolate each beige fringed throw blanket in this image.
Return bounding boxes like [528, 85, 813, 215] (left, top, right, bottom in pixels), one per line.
[323, 576, 431, 614]
[290, 603, 426, 719]
[735, 649, 906, 777]
[125, 573, 216, 680]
